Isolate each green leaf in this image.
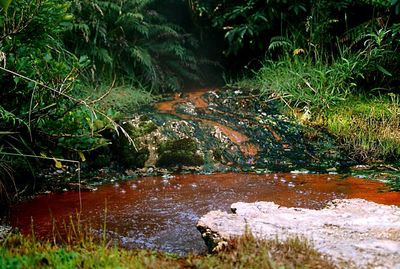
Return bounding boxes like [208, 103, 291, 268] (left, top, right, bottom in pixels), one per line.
[376, 64, 392, 76]
[53, 158, 62, 169]
[0, 0, 12, 13]
[78, 151, 86, 162]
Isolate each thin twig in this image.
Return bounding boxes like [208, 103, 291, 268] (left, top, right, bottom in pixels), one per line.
[88, 77, 116, 104]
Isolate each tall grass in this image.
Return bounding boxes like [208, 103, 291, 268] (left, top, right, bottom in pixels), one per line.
[325, 94, 400, 162]
[81, 81, 158, 118]
[241, 47, 400, 163]
[253, 55, 360, 112]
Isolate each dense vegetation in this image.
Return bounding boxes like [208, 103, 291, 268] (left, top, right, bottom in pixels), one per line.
[192, 0, 400, 162]
[0, 0, 204, 200]
[1, 0, 400, 200]
[1, 0, 400, 267]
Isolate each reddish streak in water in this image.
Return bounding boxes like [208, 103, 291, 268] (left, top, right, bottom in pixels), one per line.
[154, 89, 259, 157]
[9, 173, 400, 254]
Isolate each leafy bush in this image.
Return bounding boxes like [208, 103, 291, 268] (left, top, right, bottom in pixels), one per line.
[0, 0, 137, 197]
[64, 0, 202, 91]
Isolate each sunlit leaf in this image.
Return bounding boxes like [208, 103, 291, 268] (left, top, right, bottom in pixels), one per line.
[53, 158, 62, 169]
[0, 0, 12, 13]
[78, 151, 86, 162]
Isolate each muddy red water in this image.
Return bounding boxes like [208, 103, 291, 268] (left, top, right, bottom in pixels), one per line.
[9, 173, 400, 255]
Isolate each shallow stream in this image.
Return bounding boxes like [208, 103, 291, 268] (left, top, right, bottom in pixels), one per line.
[9, 173, 400, 255]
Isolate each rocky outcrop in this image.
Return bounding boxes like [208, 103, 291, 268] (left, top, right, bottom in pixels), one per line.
[121, 89, 350, 173]
[197, 199, 400, 269]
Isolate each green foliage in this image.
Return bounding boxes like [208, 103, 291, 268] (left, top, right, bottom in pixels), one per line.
[81, 82, 157, 117]
[193, 0, 400, 73]
[0, 0, 143, 196]
[241, 9, 400, 163]
[0, 0, 12, 13]
[254, 55, 360, 111]
[0, 0, 116, 154]
[191, 0, 307, 55]
[64, 0, 201, 91]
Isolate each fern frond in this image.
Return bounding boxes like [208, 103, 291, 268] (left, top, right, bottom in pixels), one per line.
[94, 48, 113, 65]
[341, 20, 378, 46]
[268, 36, 293, 51]
[129, 46, 152, 69]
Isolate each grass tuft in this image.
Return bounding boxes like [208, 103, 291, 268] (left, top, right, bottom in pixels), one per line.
[80, 81, 158, 118]
[0, 227, 336, 269]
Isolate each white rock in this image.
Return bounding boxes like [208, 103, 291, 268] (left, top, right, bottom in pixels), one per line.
[197, 199, 400, 269]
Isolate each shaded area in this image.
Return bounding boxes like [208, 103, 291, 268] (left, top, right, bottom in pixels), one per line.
[9, 173, 400, 255]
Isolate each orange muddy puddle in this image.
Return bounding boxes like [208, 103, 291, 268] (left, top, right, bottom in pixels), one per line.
[9, 173, 400, 255]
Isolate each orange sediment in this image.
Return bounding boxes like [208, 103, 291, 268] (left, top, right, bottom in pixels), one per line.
[154, 90, 260, 157]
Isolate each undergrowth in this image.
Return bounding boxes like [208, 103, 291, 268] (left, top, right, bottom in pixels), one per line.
[241, 52, 400, 164]
[0, 230, 336, 269]
[81, 82, 158, 118]
[252, 57, 358, 111]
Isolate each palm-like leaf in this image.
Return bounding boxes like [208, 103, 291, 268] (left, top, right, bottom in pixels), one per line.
[65, 0, 201, 92]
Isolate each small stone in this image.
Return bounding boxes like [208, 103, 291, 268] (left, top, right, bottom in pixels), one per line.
[290, 169, 309, 174]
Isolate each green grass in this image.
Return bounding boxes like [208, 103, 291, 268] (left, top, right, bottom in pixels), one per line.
[80, 81, 158, 118]
[0, 231, 336, 269]
[324, 94, 400, 162]
[247, 57, 358, 111]
[240, 54, 400, 163]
